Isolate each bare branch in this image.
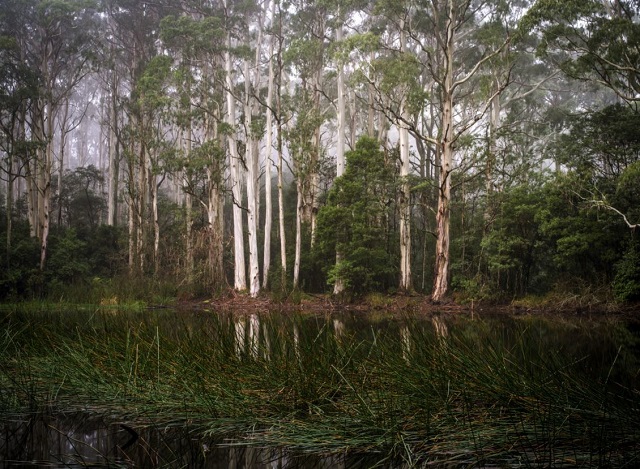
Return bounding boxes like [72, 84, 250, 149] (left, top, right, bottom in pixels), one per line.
[589, 199, 639, 229]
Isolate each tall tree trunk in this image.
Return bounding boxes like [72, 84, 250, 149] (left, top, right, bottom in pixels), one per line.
[98, 91, 106, 219]
[5, 154, 13, 268]
[152, 167, 160, 276]
[207, 151, 224, 291]
[333, 12, 346, 295]
[225, 26, 247, 291]
[57, 98, 70, 227]
[432, 0, 455, 302]
[399, 22, 412, 291]
[107, 67, 119, 226]
[245, 4, 265, 298]
[127, 141, 136, 273]
[245, 57, 260, 298]
[38, 99, 54, 271]
[183, 123, 194, 282]
[293, 180, 303, 289]
[276, 5, 287, 284]
[484, 91, 500, 231]
[137, 113, 147, 274]
[368, 51, 376, 137]
[263, 9, 276, 289]
[307, 13, 325, 247]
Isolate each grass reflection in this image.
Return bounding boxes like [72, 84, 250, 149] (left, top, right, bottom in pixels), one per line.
[1, 306, 639, 467]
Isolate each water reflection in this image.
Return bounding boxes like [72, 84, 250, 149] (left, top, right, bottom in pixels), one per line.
[2, 307, 639, 467]
[0, 414, 346, 468]
[235, 314, 271, 360]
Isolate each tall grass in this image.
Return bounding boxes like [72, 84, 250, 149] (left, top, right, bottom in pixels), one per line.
[1, 306, 638, 467]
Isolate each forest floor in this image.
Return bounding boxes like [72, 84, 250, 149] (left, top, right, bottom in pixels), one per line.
[174, 291, 640, 321]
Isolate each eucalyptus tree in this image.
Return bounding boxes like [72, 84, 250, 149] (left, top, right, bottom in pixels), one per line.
[327, 0, 369, 294]
[103, 0, 180, 274]
[366, 0, 517, 301]
[284, 87, 325, 289]
[283, 0, 332, 288]
[262, 0, 277, 289]
[0, 0, 100, 270]
[221, 0, 248, 291]
[274, 0, 289, 286]
[0, 30, 39, 268]
[524, 0, 640, 105]
[241, 0, 268, 298]
[160, 4, 228, 288]
[523, 0, 640, 231]
[134, 54, 179, 275]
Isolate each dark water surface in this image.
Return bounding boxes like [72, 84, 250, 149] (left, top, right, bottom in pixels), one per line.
[1, 307, 639, 467]
[0, 412, 342, 468]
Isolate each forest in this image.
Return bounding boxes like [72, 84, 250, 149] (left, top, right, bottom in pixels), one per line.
[1, 0, 639, 305]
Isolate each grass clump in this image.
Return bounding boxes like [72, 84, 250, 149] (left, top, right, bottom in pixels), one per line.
[0, 307, 639, 466]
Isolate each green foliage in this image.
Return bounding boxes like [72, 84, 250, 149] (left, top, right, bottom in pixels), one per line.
[0, 224, 40, 300]
[160, 15, 225, 57]
[315, 136, 396, 295]
[46, 229, 90, 288]
[615, 161, 640, 225]
[536, 175, 621, 281]
[522, 0, 640, 102]
[613, 238, 640, 303]
[557, 104, 640, 180]
[138, 55, 173, 111]
[480, 184, 545, 296]
[331, 32, 379, 63]
[55, 165, 106, 232]
[85, 225, 124, 278]
[284, 38, 324, 80]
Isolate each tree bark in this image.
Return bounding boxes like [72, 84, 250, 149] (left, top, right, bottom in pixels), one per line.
[107, 66, 119, 226]
[245, 6, 266, 297]
[293, 180, 303, 289]
[276, 5, 287, 284]
[245, 55, 260, 297]
[399, 22, 412, 291]
[333, 11, 347, 295]
[263, 7, 276, 289]
[38, 98, 54, 271]
[432, 0, 455, 302]
[225, 25, 247, 291]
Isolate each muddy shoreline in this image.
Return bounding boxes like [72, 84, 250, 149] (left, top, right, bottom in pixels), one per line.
[174, 292, 640, 321]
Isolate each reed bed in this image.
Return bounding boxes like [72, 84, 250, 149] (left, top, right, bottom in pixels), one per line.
[1, 305, 639, 467]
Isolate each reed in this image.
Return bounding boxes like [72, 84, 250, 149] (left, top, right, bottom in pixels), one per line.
[1, 306, 638, 466]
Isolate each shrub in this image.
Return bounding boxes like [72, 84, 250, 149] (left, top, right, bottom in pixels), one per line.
[613, 238, 640, 303]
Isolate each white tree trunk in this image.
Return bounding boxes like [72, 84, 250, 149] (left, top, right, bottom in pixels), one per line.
[263, 13, 276, 289]
[333, 15, 347, 295]
[39, 100, 54, 271]
[245, 57, 260, 297]
[183, 107, 194, 282]
[56, 98, 70, 226]
[293, 181, 303, 289]
[137, 114, 146, 274]
[107, 69, 118, 226]
[153, 170, 160, 275]
[399, 23, 412, 291]
[432, 0, 455, 302]
[225, 27, 247, 291]
[206, 97, 225, 287]
[276, 13, 287, 282]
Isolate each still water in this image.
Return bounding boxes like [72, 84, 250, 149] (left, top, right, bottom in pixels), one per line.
[0, 413, 343, 468]
[1, 307, 639, 467]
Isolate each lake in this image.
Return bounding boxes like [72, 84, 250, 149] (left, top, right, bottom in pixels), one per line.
[1, 306, 639, 467]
